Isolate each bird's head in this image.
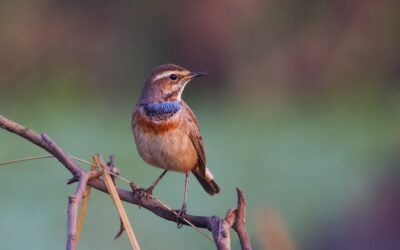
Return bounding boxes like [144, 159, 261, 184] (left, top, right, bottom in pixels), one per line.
[139, 64, 205, 103]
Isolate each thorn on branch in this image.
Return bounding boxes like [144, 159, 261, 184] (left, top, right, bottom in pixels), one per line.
[67, 176, 79, 185]
[225, 208, 237, 226]
[107, 155, 120, 182]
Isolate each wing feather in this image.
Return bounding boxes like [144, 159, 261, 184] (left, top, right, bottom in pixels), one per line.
[182, 101, 206, 176]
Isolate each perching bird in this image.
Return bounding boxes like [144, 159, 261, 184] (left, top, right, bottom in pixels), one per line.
[132, 64, 220, 224]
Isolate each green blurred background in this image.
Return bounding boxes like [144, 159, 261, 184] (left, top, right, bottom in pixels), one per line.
[1, 1, 400, 249]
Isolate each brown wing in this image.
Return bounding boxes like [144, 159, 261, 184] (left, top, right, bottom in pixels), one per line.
[182, 101, 206, 176]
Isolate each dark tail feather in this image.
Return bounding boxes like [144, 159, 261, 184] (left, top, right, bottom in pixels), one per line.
[192, 170, 220, 195]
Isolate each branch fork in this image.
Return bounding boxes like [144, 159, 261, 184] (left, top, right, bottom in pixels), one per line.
[0, 114, 252, 250]
[67, 170, 100, 249]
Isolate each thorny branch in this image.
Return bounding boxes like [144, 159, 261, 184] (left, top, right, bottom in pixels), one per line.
[0, 114, 252, 250]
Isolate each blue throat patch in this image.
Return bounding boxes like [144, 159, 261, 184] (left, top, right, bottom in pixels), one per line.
[143, 101, 182, 119]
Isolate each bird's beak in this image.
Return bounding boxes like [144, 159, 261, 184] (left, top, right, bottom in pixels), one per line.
[188, 72, 207, 79]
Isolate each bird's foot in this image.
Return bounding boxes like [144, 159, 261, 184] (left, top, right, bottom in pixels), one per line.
[140, 186, 155, 199]
[176, 204, 187, 229]
[130, 183, 154, 208]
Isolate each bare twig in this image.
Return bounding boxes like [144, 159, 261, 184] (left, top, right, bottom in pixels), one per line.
[233, 188, 252, 250]
[210, 189, 251, 250]
[67, 170, 100, 250]
[210, 209, 235, 250]
[0, 114, 252, 249]
[75, 159, 97, 244]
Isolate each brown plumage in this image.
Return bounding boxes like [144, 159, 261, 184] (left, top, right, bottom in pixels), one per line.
[132, 64, 220, 204]
[134, 110, 180, 135]
[181, 101, 220, 195]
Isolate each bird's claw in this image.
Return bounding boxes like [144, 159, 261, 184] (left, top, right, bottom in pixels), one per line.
[130, 183, 154, 208]
[138, 186, 154, 199]
[176, 205, 187, 229]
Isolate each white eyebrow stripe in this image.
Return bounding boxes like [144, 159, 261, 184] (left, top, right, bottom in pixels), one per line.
[152, 70, 181, 82]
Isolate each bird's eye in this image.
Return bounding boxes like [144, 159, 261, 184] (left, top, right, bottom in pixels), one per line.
[169, 74, 178, 80]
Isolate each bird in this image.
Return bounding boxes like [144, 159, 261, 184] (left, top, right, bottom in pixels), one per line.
[132, 64, 220, 225]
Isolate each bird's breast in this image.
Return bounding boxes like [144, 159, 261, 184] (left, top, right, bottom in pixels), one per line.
[133, 110, 180, 135]
[132, 109, 197, 172]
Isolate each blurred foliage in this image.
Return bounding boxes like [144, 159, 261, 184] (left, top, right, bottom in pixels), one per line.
[1, 0, 400, 249]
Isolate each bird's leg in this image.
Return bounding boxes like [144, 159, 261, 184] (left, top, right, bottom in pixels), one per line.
[131, 170, 168, 200]
[177, 172, 189, 228]
[146, 169, 168, 196]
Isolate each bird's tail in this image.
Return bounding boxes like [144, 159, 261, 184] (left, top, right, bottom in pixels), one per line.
[192, 167, 220, 195]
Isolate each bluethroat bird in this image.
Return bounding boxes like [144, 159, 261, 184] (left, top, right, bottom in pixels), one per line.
[132, 64, 220, 224]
